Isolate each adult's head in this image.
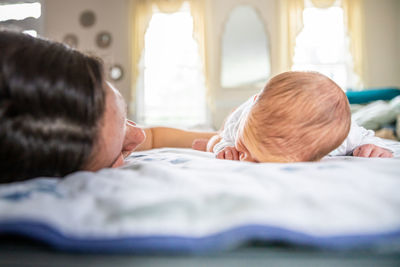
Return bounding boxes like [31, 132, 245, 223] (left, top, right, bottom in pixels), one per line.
[236, 71, 351, 162]
[0, 31, 144, 183]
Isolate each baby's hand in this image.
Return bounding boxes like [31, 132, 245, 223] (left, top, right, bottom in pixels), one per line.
[353, 144, 393, 158]
[192, 135, 223, 153]
[217, 146, 240, 160]
[192, 138, 208, 151]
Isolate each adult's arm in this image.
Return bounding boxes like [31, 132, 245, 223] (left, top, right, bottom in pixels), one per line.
[135, 127, 216, 151]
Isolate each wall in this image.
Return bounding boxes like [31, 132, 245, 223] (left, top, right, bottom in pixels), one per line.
[42, 0, 400, 129]
[363, 0, 400, 88]
[209, 0, 400, 128]
[43, 0, 132, 101]
[43, 0, 279, 128]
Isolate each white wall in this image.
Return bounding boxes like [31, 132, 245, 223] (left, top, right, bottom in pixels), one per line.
[363, 0, 400, 88]
[43, 0, 132, 101]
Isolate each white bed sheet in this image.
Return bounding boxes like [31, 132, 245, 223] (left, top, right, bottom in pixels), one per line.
[0, 147, 399, 243]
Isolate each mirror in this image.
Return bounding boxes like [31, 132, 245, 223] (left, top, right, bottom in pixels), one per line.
[221, 5, 270, 88]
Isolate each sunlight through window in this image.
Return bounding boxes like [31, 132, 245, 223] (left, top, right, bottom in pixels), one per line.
[23, 29, 37, 37]
[0, 2, 41, 22]
[292, 0, 359, 90]
[138, 4, 206, 127]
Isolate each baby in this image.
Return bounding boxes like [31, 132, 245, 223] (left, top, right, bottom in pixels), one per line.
[193, 71, 393, 162]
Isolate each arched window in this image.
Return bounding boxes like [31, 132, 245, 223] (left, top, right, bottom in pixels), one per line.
[292, 0, 360, 90]
[136, 3, 206, 127]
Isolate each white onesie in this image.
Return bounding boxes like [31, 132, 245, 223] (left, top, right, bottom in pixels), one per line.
[213, 96, 393, 156]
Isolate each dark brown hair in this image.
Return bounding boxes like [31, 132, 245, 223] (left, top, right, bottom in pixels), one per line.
[0, 31, 106, 183]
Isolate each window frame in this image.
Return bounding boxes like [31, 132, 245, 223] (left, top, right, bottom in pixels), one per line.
[135, 4, 207, 127]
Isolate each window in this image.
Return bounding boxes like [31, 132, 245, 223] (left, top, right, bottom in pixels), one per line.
[136, 3, 207, 127]
[0, 1, 42, 37]
[292, 0, 359, 90]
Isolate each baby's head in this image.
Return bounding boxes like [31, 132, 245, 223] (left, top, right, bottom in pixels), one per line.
[235, 71, 351, 162]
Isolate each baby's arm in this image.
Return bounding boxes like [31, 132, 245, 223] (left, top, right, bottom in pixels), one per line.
[352, 144, 393, 157]
[210, 106, 252, 160]
[192, 134, 221, 152]
[330, 122, 393, 157]
[192, 134, 240, 160]
[193, 95, 255, 160]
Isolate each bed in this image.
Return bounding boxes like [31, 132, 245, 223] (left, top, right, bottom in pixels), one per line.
[1, 146, 400, 266]
[348, 89, 400, 141]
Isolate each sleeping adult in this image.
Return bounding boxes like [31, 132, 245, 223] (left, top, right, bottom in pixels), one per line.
[0, 30, 215, 184]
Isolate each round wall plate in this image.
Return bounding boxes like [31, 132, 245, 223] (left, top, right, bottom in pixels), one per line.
[63, 34, 78, 48]
[109, 64, 124, 81]
[80, 10, 96, 28]
[96, 31, 112, 48]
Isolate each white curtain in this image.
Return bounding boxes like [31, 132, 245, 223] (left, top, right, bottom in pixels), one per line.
[130, 0, 210, 109]
[278, 0, 365, 84]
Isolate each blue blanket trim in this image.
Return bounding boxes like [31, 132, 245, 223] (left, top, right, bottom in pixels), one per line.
[1, 220, 399, 253]
[346, 88, 400, 104]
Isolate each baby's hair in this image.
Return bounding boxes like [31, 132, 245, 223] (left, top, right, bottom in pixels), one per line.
[244, 71, 351, 162]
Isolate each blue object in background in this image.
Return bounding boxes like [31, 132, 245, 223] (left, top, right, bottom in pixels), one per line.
[346, 88, 400, 104]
